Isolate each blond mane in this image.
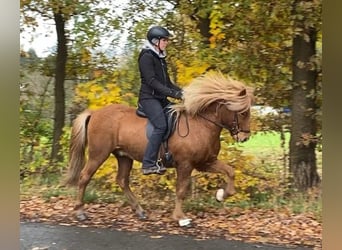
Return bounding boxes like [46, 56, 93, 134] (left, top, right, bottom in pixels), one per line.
[171, 71, 254, 117]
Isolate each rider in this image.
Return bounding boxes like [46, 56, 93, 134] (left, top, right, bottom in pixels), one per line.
[137, 25, 183, 175]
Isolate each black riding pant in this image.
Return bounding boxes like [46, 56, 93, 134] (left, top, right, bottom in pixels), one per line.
[139, 98, 168, 168]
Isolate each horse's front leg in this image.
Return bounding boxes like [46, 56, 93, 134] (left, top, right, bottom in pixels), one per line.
[206, 160, 236, 201]
[172, 165, 193, 226]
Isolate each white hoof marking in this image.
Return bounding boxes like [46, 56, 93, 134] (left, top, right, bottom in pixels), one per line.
[178, 218, 192, 227]
[216, 188, 225, 202]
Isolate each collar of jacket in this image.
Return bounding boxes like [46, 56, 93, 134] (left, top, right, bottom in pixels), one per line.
[142, 40, 167, 58]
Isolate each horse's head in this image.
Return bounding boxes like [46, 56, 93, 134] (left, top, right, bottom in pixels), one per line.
[231, 109, 251, 142]
[219, 88, 252, 142]
[219, 107, 251, 142]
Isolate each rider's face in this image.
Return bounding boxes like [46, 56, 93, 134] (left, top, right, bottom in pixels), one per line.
[158, 38, 169, 51]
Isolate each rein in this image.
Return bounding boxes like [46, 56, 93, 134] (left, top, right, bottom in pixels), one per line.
[175, 112, 237, 138]
[175, 109, 250, 138]
[197, 112, 250, 136]
[176, 112, 190, 138]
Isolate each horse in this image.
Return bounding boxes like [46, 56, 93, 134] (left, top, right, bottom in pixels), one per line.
[64, 71, 254, 227]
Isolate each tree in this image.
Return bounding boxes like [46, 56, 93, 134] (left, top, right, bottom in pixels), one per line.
[122, 0, 322, 191]
[289, 0, 321, 190]
[171, 0, 322, 191]
[49, 11, 67, 162]
[20, 0, 121, 162]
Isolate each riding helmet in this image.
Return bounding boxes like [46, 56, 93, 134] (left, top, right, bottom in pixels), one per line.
[147, 26, 171, 44]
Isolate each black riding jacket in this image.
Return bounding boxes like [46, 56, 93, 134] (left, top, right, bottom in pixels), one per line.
[138, 48, 181, 101]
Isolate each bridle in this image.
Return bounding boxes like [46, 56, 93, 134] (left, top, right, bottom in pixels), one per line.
[197, 112, 250, 136]
[175, 108, 250, 138]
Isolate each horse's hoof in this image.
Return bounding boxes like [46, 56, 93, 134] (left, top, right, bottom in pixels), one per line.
[76, 212, 88, 221]
[137, 211, 148, 220]
[215, 188, 225, 202]
[178, 218, 192, 227]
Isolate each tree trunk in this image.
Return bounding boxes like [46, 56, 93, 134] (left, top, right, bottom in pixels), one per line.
[197, 17, 211, 45]
[289, 0, 320, 191]
[50, 12, 67, 162]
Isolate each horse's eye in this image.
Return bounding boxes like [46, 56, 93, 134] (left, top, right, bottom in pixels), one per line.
[240, 111, 248, 117]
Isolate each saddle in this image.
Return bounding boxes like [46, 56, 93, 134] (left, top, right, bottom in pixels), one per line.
[136, 103, 176, 167]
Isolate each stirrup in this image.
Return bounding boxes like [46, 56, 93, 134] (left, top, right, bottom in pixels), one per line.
[156, 158, 164, 168]
[156, 159, 166, 174]
[142, 166, 166, 175]
[142, 160, 166, 175]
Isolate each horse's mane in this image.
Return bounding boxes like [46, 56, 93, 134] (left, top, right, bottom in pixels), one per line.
[171, 71, 254, 117]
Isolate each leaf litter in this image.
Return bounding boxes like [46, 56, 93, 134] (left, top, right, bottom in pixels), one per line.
[20, 196, 321, 249]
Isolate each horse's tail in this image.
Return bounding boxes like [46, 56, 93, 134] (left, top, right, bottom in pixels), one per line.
[64, 109, 92, 186]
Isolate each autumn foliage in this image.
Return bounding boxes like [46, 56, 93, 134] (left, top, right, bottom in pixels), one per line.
[20, 0, 321, 248]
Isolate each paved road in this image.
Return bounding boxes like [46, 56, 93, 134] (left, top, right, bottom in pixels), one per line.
[20, 222, 312, 250]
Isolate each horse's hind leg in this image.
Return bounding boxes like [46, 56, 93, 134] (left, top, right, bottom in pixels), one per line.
[75, 155, 109, 221]
[206, 160, 236, 201]
[115, 156, 147, 220]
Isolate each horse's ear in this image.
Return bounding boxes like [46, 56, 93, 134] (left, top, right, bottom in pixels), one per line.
[239, 89, 247, 96]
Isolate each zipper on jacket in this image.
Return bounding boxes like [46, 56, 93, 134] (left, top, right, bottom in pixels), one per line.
[160, 59, 167, 85]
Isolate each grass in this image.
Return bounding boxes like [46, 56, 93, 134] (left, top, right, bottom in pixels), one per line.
[240, 131, 289, 150]
[237, 131, 289, 161]
[237, 131, 322, 171]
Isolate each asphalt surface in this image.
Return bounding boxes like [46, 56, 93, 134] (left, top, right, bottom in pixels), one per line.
[20, 222, 312, 250]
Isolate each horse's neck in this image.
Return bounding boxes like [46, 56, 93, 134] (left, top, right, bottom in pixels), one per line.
[201, 104, 221, 122]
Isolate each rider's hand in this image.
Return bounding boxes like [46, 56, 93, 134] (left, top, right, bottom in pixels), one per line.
[173, 90, 183, 100]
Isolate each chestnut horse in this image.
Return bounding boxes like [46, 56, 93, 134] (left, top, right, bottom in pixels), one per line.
[65, 71, 254, 226]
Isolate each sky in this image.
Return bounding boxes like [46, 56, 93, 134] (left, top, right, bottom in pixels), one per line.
[20, 19, 57, 57]
[20, 0, 129, 58]
[20, 0, 176, 58]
